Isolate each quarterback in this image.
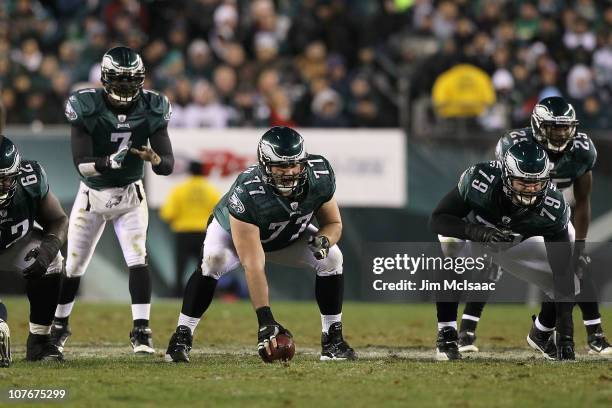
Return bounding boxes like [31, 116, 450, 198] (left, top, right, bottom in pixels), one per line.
[430, 141, 577, 360]
[458, 96, 610, 357]
[50, 46, 174, 354]
[164, 126, 356, 362]
[0, 136, 69, 366]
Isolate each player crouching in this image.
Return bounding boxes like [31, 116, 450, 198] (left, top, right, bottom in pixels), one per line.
[165, 126, 356, 363]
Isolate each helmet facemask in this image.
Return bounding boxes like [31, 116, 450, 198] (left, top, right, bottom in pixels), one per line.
[264, 160, 308, 197]
[504, 175, 549, 206]
[100, 49, 145, 108]
[531, 99, 578, 153]
[502, 143, 551, 207]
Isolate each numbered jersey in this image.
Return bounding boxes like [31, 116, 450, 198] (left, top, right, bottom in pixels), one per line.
[65, 88, 171, 189]
[213, 155, 336, 252]
[0, 160, 48, 251]
[495, 127, 596, 190]
[457, 161, 570, 238]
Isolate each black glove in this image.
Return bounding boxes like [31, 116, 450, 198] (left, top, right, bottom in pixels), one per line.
[573, 239, 591, 279]
[308, 235, 330, 260]
[22, 235, 62, 280]
[256, 306, 291, 361]
[465, 223, 514, 244]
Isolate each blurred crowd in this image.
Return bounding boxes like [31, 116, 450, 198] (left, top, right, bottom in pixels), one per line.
[0, 0, 610, 131]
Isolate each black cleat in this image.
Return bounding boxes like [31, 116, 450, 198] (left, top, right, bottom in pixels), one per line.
[0, 319, 11, 367]
[526, 315, 556, 360]
[321, 322, 357, 361]
[587, 329, 612, 355]
[436, 326, 462, 361]
[130, 326, 155, 354]
[164, 325, 193, 363]
[555, 334, 575, 361]
[458, 330, 479, 353]
[49, 319, 72, 353]
[26, 333, 64, 362]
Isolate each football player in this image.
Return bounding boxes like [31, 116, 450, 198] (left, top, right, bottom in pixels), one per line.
[0, 136, 69, 365]
[50, 46, 174, 355]
[458, 96, 610, 357]
[164, 126, 356, 363]
[430, 141, 577, 360]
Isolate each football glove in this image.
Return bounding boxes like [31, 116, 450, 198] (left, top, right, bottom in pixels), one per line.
[308, 235, 330, 260]
[255, 306, 291, 361]
[573, 240, 591, 279]
[465, 223, 514, 244]
[109, 142, 131, 169]
[22, 235, 62, 280]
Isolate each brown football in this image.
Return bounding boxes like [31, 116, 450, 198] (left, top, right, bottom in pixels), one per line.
[262, 333, 295, 363]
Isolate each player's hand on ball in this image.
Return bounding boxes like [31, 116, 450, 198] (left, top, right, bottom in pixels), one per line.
[308, 235, 330, 260]
[130, 145, 161, 166]
[257, 323, 292, 363]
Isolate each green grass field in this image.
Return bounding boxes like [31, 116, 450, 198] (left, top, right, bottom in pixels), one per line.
[0, 299, 611, 407]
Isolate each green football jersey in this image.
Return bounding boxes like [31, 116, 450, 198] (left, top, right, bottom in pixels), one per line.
[457, 161, 570, 238]
[214, 154, 336, 252]
[65, 88, 171, 189]
[495, 127, 596, 190]
[0, 160, 48, 250]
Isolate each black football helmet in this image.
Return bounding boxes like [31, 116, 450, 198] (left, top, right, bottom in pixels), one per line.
[101, 46, 145, 107]
[531, 96, 578, 153]
[0, 136, 21, 208]
[257, 126, 308, 197]
[501, 141, 551, 206]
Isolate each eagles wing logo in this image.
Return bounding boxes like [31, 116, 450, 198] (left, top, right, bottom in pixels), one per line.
[65, 101, 78, 121]
[229, 192, 245, 214]
[105, 195, 123, 209]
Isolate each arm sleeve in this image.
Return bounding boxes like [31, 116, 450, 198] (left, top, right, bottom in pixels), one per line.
[429, 186, 472, 239]
[149, 127, 174, 176]
[71, 125, 110, 176]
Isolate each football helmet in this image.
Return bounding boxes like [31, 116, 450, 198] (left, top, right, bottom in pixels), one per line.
[531, 96, 578, 153]
[257, 126, 308, 197]
[0, 137, 21, 208]
[101, 46, 145, 108]
[502, 141, 550, 206]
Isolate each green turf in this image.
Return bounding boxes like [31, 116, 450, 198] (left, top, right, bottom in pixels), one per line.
[0, 299, 611, 407]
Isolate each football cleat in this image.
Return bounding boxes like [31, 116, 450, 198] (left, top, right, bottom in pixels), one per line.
[320, 322, 357, 361]
[436, 326, 462, 361]
[587, 329, 612, 355]
[164, 325, 193, 363]
[26, 333, 64, 362]
[555, 333, 575, 361]
[458, 330, 479, 353]
[526, 315, 556, 360]
[0, 319, 11, 367]
[130, 326, 155, 354]
[49, 319, 72, 353]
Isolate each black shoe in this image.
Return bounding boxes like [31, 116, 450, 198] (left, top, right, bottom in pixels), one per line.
[49, 319, 71, 353]
[526, 315, 556, 360]
[0, 319, 11, 367]
[555, 333, 575, 361]
[130, 326, 155, 354]
[321, 322, 357, 361]
[458, 330, 479, 353]
[164, 325, 193, 363]
[587, 329, 612, 355]
[436, 326, 462, 361]
[26, 333, 64, 362]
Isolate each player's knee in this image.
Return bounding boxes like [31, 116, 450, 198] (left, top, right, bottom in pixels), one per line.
[316, 245, 343, 277]
[201, 249, 229, 280]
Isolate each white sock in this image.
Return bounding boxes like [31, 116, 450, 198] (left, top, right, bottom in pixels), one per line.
[461, 314, 480, 322]
[438, 321, 457, 330]
[131, 304, 151, 321]
[177, 313, 201, 335]
[584, 318, 601, 326]
[55, 301, 75, 319]
[321, 313, 342, 333]
[29, 323, 51, 335]
[535, 316, 554, 332]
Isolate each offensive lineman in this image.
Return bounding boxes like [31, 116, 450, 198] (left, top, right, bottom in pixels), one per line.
[430, 141, 577, 360]
[0, 136, 69, 365]
[458, 96, 610, 356]
[50, 46, 174, 354]
[164, 126, 356, 362]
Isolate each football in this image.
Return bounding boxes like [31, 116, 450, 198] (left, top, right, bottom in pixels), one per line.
[262, 333, 295, 363]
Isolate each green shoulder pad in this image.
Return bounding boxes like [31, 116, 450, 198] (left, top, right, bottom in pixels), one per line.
[141, 89, 172, 132]
[20, 160, 49, 201]
[537, 187, 570, 236]
[307, 154, 336, 202]
[65, 89, 101, 130]
[572, 132, 597, 173]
